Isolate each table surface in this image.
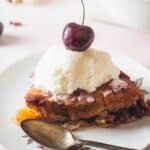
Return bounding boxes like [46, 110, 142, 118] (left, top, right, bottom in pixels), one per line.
[0, 0, 150, 73]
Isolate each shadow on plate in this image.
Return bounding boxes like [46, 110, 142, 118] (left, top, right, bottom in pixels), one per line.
[75, 117, 150, 133]
[0, 34, 25, 46]
[117, 117, 150, 130]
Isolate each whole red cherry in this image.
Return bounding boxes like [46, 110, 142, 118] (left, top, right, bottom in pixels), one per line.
[63, 22, 95, 52]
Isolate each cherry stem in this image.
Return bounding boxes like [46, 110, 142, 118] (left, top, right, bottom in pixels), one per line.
[81, 0, 85, 25]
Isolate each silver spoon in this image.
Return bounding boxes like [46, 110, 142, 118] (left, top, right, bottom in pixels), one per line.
[21, 119, 138, 150]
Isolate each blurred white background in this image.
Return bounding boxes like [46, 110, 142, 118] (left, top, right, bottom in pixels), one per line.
[0, 0, 150, 73]
[0, 0, 150, 30]
[86, 0, 150, 30]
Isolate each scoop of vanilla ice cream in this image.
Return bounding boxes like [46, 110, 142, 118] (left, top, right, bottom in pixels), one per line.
[33, 46, 120, 94]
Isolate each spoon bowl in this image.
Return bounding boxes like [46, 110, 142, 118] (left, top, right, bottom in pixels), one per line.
[21, 119, 75, 149]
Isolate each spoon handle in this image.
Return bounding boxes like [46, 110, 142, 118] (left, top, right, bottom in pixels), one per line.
[81, 140, 137, 150]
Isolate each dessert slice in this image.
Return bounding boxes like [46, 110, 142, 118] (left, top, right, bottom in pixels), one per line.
[16, 47, 148, 130]
[16, 4, 149, 130]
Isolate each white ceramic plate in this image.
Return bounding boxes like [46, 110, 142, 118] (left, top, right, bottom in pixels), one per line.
[0, 51, 150, 150]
